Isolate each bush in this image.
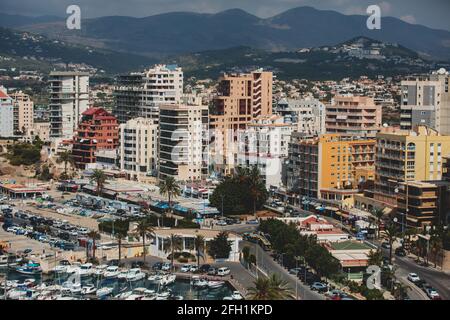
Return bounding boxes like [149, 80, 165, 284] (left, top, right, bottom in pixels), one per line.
[178, 257, 188, 263]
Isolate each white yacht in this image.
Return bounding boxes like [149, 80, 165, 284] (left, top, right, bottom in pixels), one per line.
[103, 266, 120, 279]
[94, 264, 108, 277]
[207, 280, 225, 289]
[125, 268, 146, 282]
[96, 287, 114, 298]
[78, 263, 94, 278]
[160, 273, 176, 286]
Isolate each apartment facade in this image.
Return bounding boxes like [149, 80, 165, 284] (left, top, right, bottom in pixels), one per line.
[0, 87, 14, 137]
[373, 125, 450, 206]
[158, 103, 209, 182]
[210, 70, 273, 175]
[11, 91, 34, 134]
[72, 108, 119, 169]
[48, 71, 90, 139]
[286, 133, 375, 201]
[237, 115, 294, 189]
[400, 68, 450, 134]
[114, 64, 183, 123]
[275, 97, 326, 135]
[119, 117, 158, 180]
[326, 95, 382, 137]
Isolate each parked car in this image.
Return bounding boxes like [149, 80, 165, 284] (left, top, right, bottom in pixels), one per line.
[161, 262, 172, 271]
[381, 242, 391, 249]
[131, 261, 145, 268]
[246, 219, 259, 225]
[180, 264, 193, 272]
[152, 262, 163, 271]
[425, 287, 441, 300]
[289, 268, 303, 275]
[199, 264, 211, 273]
[217, 267, 231, 276]
[395, 247, 407, 257]
[407, 273, 421, 283]
[207, 267, 217, 275]
[216, 220, 227, 226]
[310, 282, 328, 293]
[190, 265, 199, 273]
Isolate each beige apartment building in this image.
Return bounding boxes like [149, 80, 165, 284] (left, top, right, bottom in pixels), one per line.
[158, 103, 209, 182]
[11, 91, 34, 134]
[326, 95, 382, 137]
[373, 125, 450, 206]
[210, 69, 273, 175]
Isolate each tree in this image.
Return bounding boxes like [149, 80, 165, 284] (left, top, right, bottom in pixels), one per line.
[87, 230, 101, 261]
[134, 221, 154, 265]
[392, 282, 410, 300]
[248, 166, 265, 215]
[384, 222, 398, 264]
[56, 150, 74, 177]
[164, 234, 183, 270]
[207, 231, 231, 259]
[247, 273, 293, 300]
[371, 209, 384, 239]
[242, 246, 251, 268]
[194, 235, 205, 268]
[158, 176, 181, 212]
[90, 169, 107, 196]
[115, 231, 127, 266]
[367, 249, 383, 267]
[429, 233, 443, 268]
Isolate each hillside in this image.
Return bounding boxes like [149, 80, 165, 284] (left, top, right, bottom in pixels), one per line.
[10, 7, 450, 60]
[0, 27, 156, 74]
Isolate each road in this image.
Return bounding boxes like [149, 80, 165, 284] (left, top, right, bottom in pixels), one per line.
[239, 241, 325, 300]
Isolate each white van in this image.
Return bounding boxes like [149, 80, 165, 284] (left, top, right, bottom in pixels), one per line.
[217, 267, 230, 276]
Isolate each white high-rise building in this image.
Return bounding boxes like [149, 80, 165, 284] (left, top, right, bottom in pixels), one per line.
[11, 91, 34, 134]
[48, 71, 90, 139]
[114, 64, 183, 123]
[275, 97, 326, 135]
[119, 117, 158, 180]
[400, 68, 450, 134]
[0, 86, 14, 137]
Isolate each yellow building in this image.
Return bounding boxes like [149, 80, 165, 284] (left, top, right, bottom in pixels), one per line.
[287, 133, 375, 201]
[374, 125, 450, 206]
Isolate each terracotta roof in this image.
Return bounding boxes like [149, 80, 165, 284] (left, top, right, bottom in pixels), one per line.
[0, 90, 10, 99]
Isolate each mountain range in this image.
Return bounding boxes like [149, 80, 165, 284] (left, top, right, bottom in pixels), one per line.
[1, 6, 449, 60]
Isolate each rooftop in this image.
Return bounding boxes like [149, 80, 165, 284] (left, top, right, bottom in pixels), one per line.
[329, 240, 373, 251]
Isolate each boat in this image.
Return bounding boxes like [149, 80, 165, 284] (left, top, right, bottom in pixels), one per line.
[103, 266, 120, 279]
[223, 291, 243, 300]
[69, 283, 83, 295]
[82, 284, 97, 295]
[0, 255, 20, 268]
[66, 262, 81, 274]
[117, 270, 129, 280]
[147, 273, 163, 284]
[124, 288, 148, 300]
[155, 291, 171, 300]
[160, 273, 176, 286]
[78, 263, 94, 278]
[125, 268, 146, 282]
[207, 280, 225, 289]
[191, 276, 208, 289]
[94, 264, 108, 277]
[96, 287, 114, 298]
[15, 262, 42, 275]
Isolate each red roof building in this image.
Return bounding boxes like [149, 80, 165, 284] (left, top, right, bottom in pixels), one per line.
[72, 107, 119, 169]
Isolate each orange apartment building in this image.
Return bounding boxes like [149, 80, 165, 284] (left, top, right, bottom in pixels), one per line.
[72, 107, 119, 169]
[286, 133, 375, 202]
[210, 69, 273, 175]
[326, 96, 382, 137]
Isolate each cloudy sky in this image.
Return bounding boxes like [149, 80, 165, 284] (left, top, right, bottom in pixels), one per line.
[3, 0, 450, 31]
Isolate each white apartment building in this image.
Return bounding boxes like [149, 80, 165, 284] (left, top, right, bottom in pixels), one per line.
[48, 71, 90, 139]
[0, 86, 14, 137]
[114, 64, 183, 123]
[158, 103, 209, 182]
[11, 91, 34, 134]
[400, 68, 450, 134]
[119, 117, 158, 180]
[275, 97, 326, 135]
[237, 115, 294, 188]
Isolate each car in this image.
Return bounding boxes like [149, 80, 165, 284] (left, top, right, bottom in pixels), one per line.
[199, 264, 211, 273]
[180, 264, 192, 272]
[23, 248, 33, 254]
[424, 287, 441, 300]
[217, 267, 230, 276]
[131, 261, 145, 268]
[216, 220, 228, 226]
[6, 226, 17, 233]
[310, 282, 328, 293]
[415, 280, 428, 290]
[407, 273, 421, 283]
[161, 262, 172, 271]
[246, 219, 259, 225]
[152, 262, 163, 270]
[190, 265, 199, 273]
[289, 268, 303, 275]
[381, 242, 391, 249]
[395, 248, 407, 257]
[207, 267, 217, 275]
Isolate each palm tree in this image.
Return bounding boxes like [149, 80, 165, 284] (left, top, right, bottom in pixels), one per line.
[367, 249, 383, 267]
[248, 166, 263, 215]
[56, 150, 74, 177]
[115, 232, 127, 266]
[371, 208, 384, 239]
[87, 230, 101, 261]
[429, 234, 443, 268]
[194, 235, 205, 268]
[392, 281, 410, 300]
[384, 223, 398, 264]
[90, 169, 107, 196]
[247, 273, 293, 300]
[164, 234, 183, 271]
[134, 221, 154, 265]
[158, 176, 181, 213]
[242, 246, 251, 268]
